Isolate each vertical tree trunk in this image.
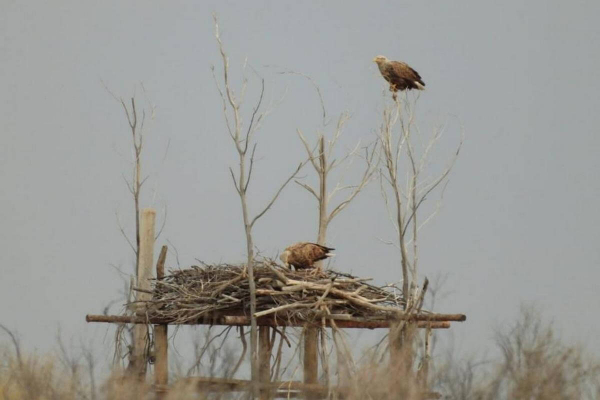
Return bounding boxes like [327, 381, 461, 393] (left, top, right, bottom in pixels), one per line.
[393, 185, 410, 308]
[304, 136, 327, 399]
[239, 150, 259, 397]
[317, 136, 328, 247]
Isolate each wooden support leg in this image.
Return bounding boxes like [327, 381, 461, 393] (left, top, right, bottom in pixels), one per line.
[154, 325, 168, 396]
[154, 245, 168, 398]
[259, 326, 271, 400]
[303, 326, 319, 400]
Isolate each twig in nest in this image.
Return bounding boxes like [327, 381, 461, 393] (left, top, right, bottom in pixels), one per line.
[314, 277, 335, 309]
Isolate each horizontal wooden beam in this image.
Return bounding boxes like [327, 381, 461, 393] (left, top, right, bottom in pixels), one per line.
[86, 313, 463, 328]
[187, 377, 326, 393]
[174, 377, 441, 398]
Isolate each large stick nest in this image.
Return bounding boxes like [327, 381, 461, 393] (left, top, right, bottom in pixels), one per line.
[139, 260, 407, 324]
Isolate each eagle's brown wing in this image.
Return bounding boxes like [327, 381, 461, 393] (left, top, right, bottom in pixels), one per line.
[303, 243, 335, 265]
[286, 242, 335, 269]
[285, 242, 312, 268]
[386, 61, 425, 91]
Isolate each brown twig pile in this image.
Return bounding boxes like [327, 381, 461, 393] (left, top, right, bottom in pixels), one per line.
[139, 260, 407, 324]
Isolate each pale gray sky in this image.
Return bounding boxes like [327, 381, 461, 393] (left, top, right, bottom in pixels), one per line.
[1, 0, 599, 359]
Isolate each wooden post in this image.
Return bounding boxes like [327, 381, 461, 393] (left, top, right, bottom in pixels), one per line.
[259, 326, 271, 400]
[132, 208, 156, 378]
[303, 326, 319, 399]
[154, 245, 168, 395]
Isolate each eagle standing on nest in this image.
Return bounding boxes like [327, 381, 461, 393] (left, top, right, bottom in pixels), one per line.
[280, 242, 335, 270]
[373, 55, 425, 100]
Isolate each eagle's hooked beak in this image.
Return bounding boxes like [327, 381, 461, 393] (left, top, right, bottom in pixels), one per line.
[372, 57, 378, 62]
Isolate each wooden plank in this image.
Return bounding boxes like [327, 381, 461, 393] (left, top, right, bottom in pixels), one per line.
[186, 377, 329, 394]
[87, 314, 458, 328]
[180, 377, 441, 398]
[154, 245, 168, 397]
[132, 208, 155, 378]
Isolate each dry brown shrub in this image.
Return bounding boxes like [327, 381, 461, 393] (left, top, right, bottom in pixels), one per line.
[433, 306, 600, 400]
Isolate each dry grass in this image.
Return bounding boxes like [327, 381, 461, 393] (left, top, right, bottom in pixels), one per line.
[2, 307, 599, 399]
[433, 307, 600, 400]
[0, 348, 95, 400]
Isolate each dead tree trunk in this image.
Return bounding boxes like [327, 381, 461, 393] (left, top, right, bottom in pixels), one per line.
[212, 15, 306, 397]
[296, 115, 376, 397]
[316, 136, 328, 247]
[304, 137, 327, 396]
[379, 95, 462, 389]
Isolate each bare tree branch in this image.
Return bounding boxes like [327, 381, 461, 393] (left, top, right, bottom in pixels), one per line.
[402, 136, 463, 237]
[250, 161, 306, 228]
[155, 204, 168, 240]
[295, 180, 320, 200]
[0, 324, 22, 368]
[327, 113, 351, 160]
[115, 210, 136, 255]
[328, 144, 378, 223]
[211, 66, 235, 142]
[244, 143, 258, 192]
[275, 68, 328, 125]
[229, 326, 247, 378]
[229, 167, 241, 195]
[244, 79, 265, 154]
[296, 129, 320, 171]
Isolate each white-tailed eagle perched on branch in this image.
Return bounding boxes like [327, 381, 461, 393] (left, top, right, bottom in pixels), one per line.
[373, 55, 425, 100]
[280, 242, 335, 270]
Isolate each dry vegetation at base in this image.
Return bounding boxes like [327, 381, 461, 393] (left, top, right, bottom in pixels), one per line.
[1, 308, 599, 400]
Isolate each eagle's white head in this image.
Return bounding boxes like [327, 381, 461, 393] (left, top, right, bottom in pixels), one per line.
[373, 55, 388, 65]
[279, 250, 291, 268]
